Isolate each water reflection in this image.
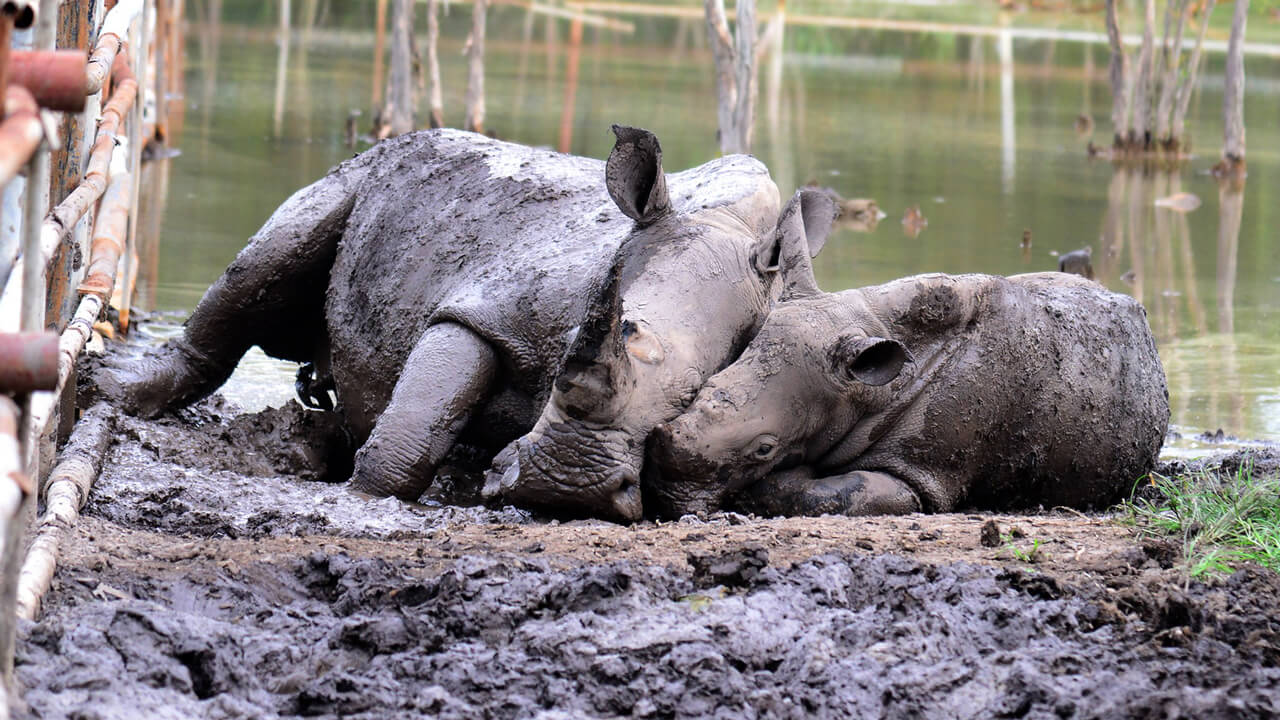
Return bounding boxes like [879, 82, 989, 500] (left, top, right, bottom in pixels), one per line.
[154, 11, 1279, 443]
[1089, 166, 1262, 447]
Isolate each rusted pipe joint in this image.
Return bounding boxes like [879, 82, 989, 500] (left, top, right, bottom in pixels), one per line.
[0, 1, 36, 30]
[8, 50, 90, 113]
[0, 331, 59, 393]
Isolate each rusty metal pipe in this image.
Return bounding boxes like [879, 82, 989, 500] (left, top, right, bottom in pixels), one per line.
[84, 33, 122, 95]
[8, 49, 89, 112]
[0, 331, 57, 393]
[77, 170, 130, 300]
[0, 85, 41, 189]
[44, 54, 136, 254]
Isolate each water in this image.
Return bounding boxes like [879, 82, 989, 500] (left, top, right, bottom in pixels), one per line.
[142, 2, 1280, 451]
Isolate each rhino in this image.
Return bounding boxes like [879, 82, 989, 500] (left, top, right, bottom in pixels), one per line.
[107, 126, 838, 522]
[646, 242, 1170, 518]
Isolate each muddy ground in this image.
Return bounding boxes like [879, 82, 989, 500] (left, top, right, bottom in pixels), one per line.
[14, 393, 1280, 719]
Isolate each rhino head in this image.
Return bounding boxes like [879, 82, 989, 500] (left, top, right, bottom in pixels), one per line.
[484, 126, 838, 522]
[645, 206, 913, 519]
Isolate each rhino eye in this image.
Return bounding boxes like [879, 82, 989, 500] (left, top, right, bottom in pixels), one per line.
[744, 434, 780, 461]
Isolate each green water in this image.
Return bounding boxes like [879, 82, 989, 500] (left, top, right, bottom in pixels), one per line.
[145, 2, 1280, 449]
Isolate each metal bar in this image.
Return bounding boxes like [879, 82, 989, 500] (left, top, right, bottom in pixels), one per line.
[0, 331, 57, 393]
[7, 51, 88, 114]
[0, 86, 41, 189]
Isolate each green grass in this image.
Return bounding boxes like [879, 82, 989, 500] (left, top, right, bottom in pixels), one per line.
[1124, 464, 1280, 577]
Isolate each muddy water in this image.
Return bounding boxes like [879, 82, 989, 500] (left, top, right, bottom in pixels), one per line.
[147, 3, 1280, 449]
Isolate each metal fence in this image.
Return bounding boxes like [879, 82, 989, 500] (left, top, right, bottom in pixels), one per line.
[0, 0, 181, 714]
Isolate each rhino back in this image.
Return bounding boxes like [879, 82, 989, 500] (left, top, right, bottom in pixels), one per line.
[853, 272, 1168, 510]
[325, 131, 621, 433]
[325, 130, 776, 439]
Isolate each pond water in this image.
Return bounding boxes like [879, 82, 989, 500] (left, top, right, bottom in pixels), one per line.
[141, 1, 1280, 454]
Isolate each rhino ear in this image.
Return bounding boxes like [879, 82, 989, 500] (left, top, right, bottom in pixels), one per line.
[761, 188, 839, 300]
[606, 125, 671, 226]
[828, 335, 912, 387]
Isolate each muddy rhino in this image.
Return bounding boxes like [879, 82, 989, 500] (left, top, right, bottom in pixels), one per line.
[647, 253, 1170, 517]
[109, 126, 839, 522]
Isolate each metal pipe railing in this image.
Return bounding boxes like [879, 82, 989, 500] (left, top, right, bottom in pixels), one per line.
[0, 1, 175, 713]
[0, 50, 137, 328]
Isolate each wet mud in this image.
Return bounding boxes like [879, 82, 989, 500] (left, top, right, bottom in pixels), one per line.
[16, 397, 1280, 719]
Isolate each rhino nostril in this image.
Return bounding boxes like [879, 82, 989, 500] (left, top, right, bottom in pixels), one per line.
[609, 467, 642, 522]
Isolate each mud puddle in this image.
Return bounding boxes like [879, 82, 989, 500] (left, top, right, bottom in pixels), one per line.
[15, 395, 1280, 718]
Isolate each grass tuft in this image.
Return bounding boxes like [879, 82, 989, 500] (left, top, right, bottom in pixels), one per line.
[1124, 463, 1280, 577]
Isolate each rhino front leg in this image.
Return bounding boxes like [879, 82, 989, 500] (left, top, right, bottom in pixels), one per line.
[735, 467, 921, 517]
[350, 322, 498, 500]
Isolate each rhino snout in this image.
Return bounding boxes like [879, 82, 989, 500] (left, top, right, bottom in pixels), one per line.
[644, 422, 729, 518]
[500, 431, 645, 523]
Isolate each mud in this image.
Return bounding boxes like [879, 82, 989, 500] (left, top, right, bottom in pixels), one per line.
[15, 396, 1280, 719]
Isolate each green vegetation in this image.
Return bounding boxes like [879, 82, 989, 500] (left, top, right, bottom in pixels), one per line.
[1125, 465, 1280, 577]
[999, 532, 1046, 563]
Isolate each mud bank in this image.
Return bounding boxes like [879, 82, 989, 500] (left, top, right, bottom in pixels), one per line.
[15, 398, 1280, 719]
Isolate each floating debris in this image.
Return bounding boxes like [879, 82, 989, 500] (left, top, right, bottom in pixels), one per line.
[902, 205, 928, 238]
[836, 197, 886, 233]
[344, 109, 363, 148]
[1121, 269, 1137, 285]
[1154, 192, 1201, 213]
[1020, 228, 1032, 249]
[1074, 113, 1094, 136]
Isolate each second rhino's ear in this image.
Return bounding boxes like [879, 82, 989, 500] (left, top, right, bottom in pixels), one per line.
[758, 188, 840, 300]
[829, 335, 912, 387]
[606, 125, 671, 225]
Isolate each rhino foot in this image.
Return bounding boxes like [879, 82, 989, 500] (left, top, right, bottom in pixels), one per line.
[92, 339, 226, 419]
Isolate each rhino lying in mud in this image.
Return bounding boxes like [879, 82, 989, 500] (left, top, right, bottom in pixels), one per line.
[647, 262, 1170, 518]
[107, 126, 839, 522]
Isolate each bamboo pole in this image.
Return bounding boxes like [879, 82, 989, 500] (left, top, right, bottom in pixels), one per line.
[1221, 0, 1247, 164]
[373, 0, 386, 109]
[557, 17, 582, 152]
[1127, 0, 1155, 146]
[387, 0, 413, 135]
[425, 0, 442, 128]
[464, 0, 487, 133]
[1153, 0, 1188, 145]
[272, 0, 290, 138]
[1171, 0, 1213, 143]
[705, 0, 736, 153]
[732, 0, 757, 153]
[14, 402, 115, 622]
